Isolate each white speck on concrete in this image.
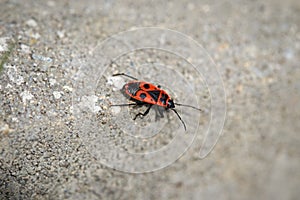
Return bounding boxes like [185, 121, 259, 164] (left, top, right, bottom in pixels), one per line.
[78, 95, 101, 113]
[5, 83, 12, 88]
[26, 19, 38, 27]
[63, 85, 73, 92]
[25, 30, 41, 39]
[49, 78, 57, 86]
[56, 30, 65, 39]
[12, 117, 19, 122]
[106, 76, 124, 91]
[31, 32, 41, 39]
[20, 44, 31, 54]
[31, 54, 52, 62]
[0, 37, 9, 52]
[0, 124, 14, 134]
[6, 65, 24, 85]
[20, 90, 34, 104]
[53, 91, 63, 99]
[69, 105, 74, 114]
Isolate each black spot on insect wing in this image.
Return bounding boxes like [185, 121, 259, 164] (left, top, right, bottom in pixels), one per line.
[139, 93, 147, 99]
[143, 83, 150, 89]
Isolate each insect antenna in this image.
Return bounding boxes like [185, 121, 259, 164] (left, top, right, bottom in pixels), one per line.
[171, 108, 187, 131]
[174, 103, 202, 111]
[110, 103, 138, 107]
[112, 73, 138, 80]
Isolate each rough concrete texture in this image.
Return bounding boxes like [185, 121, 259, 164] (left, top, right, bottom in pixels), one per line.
[0, 0, 299, 199]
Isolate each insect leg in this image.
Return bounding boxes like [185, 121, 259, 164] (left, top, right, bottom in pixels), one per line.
[133, 104, 153, 120]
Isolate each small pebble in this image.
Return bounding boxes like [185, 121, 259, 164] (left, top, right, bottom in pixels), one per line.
[56, 30, 65, 39]
[0, 124, 14, 134]
[53, 91, 62, 99]
[26, 19, 38, 27]
[63, 85, 73, 92]
[0, 37, 9, 52]
[31, 53, 52, 62]
[49, 78, 57, 86]
[20, 44, 31, 54]
[20, 90, 34, 103]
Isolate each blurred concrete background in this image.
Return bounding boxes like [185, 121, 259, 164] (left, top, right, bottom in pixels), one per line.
[0, 0, 299, 199]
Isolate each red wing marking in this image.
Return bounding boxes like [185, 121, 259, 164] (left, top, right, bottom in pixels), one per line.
[139, 82, 160, 91]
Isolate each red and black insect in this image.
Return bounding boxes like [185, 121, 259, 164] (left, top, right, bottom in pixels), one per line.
[111, 73, 201, 131]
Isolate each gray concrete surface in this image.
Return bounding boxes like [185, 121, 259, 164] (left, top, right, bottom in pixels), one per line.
[0, 0, 299, 199]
